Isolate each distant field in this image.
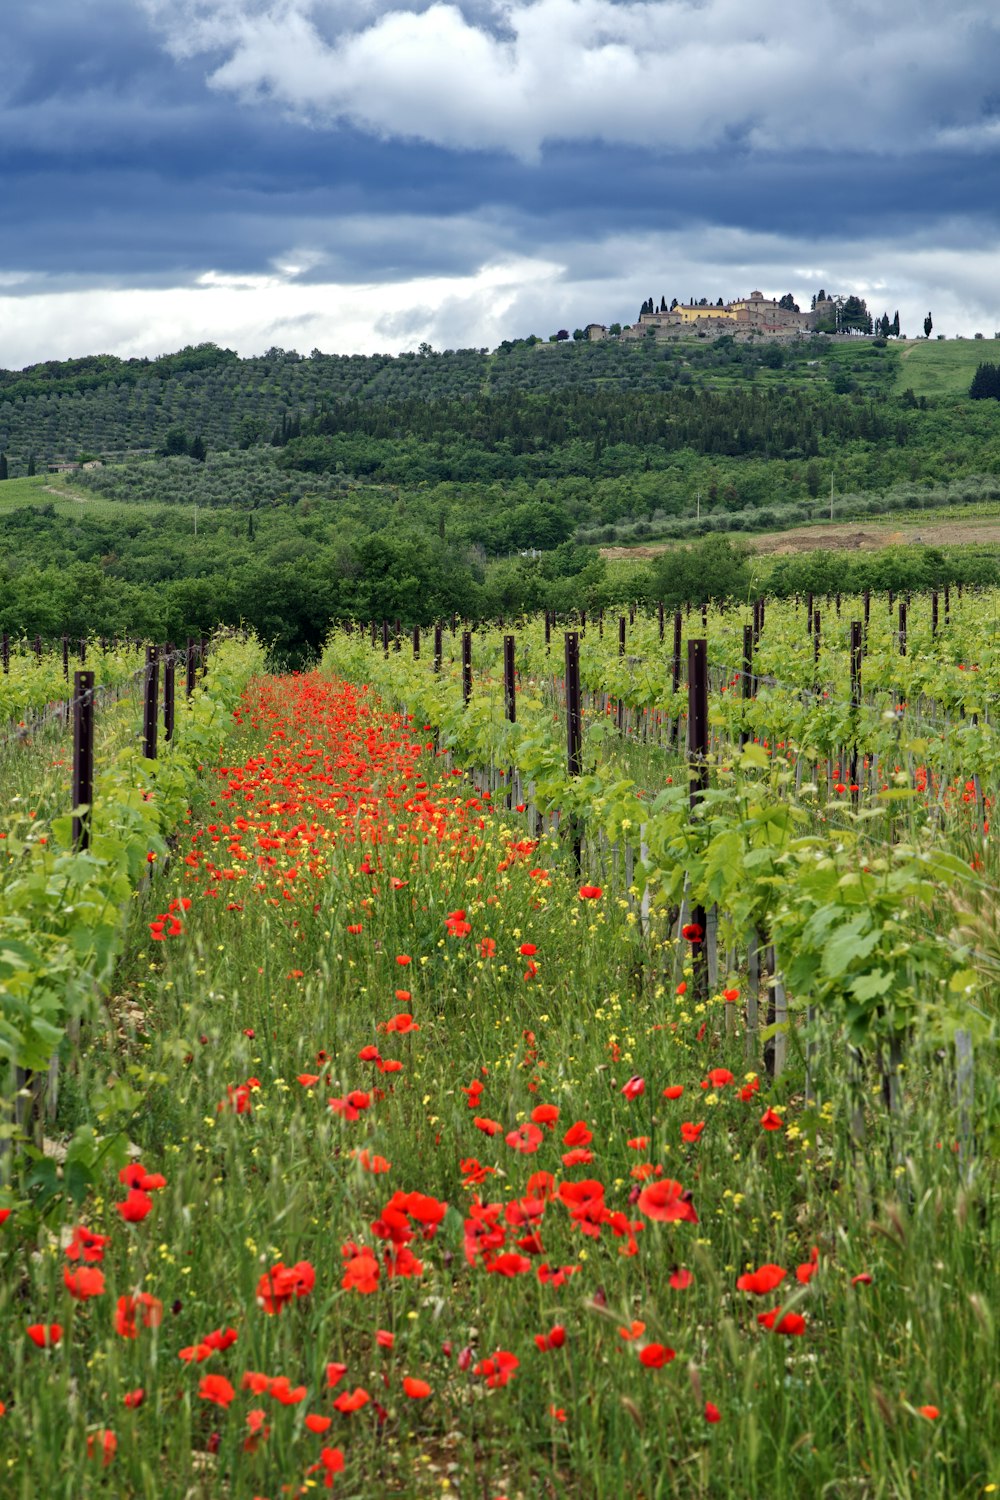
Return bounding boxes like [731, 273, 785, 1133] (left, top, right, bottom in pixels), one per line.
[600, 504, 1000, 567]
[893, 336, 1000, 396]
[0, 473, 162, 519]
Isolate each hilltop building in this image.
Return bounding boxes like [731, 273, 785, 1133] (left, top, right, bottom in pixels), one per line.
[616, 290, 842, 343]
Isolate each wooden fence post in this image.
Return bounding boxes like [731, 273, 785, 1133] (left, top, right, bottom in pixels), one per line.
[163, 644, 176, 744]
[72, 670, 95, 852]
[462, 632, 472, 705]
[687, 638, 709, 1001]
[142, 645, 159, 760]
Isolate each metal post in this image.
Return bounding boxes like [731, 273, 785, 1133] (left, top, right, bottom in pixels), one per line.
[806, 593, 814, 635]
[931, 590, 938, 637]
[433, 623, 442, 673]
[163, 644, 176, 744]
[393, 618, 401, 652]
[72, 670, 95, 851]
[658, 600, 664, 642]
[944, 584, 950, 623]
[462, 631, 472, 705]
[412, 625, 420, 659]
[186, 638, 196, 698]
[503, 635, 516, 723]
[579, 610, 586, 636]
[78, 637, 86, 664]
[142, 645, 159, 760]
[544, 612, 551, 651]
[672, 611, 682, 695]
[62, 635, 69, 680]
[813, 608, 821, 685]
[863, 589, 870, 628]
[898, 599, 907, 656]
[618, 616, 626, 657]
[381, 620, 389, 657]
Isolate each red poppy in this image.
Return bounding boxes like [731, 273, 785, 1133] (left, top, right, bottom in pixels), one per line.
[722, 987, 740, 1003]
[26, 1323, 62, 1348]
[662, 1085, 684, 1100]
[402, 1377, 432, 1399]
[123, 1389, 145, 1409]
[639, 1343, 675, 1368]
[326, 1361, 348, 1388]
[86, 1429, 117, 1467]
[736, 1264, 787, 1295]
[562, 1120, 593, 1147]
[759, 1107, 784, 1131]
[479, 938, 497, 957]
[669, 1267, 693, 1290]
[705, 1401, 722, 1423]
[796, 1246, 820, 1284]
[703, 1068, 734, 1088]
[682, 922, 703, 943]
[531, 1103, 559, 1128]
[63, 1266, 105, 1300]
[341, 1249, 380, 1294]
[578, 885, 603, 899]
[681, 1121, 705, 1143]
[474, 1350, 519, 1388]
[269, 1376, 307, 1406]
[333, 1386, 370, 1413]
[506, 1123, 544, 1154]
[534, 1325, 566, 1352]
[65, 1225, 112, 1263]
[851, 1272, 873, 1287]
[637, 1178, 698, 1224]
[306, 1413, 333, 1434]
[918, 1405, 939, 1420]
[199, 1374, 236, 1407]
[116, 1188, 153, 1223]
[256, 1260, 315, 1313]
[115, 1293, 163, 1338]
[621, 1075, 645, 1101]
[757, 1308, 807, 1336]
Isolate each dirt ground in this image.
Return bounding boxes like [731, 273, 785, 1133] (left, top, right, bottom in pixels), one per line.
[601, 514, 1000, 561]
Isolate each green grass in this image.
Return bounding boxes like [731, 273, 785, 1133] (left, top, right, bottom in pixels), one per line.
[0, 472, 176, 520]
[894, 337, 1000, 397]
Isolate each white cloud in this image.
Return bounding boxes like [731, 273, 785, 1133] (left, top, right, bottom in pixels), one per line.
[136, 0, 1000, 158]
[1, 219, 997, 372]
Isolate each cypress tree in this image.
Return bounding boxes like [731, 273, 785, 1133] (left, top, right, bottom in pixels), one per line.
[0, 451, 7, 480]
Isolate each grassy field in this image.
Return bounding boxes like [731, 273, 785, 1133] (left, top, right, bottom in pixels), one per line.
[893, 337, 1000, 396]
[0, 472, 170, 520]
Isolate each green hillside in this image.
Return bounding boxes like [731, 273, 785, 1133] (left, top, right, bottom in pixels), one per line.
[894, 336, 1000, 396]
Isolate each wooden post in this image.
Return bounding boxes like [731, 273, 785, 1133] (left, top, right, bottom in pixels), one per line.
[618, 616, 626, 657]
[849, 621, 862, 795]
[186, 638, 197, 698]
[740, 623, 752, 748]
[813, 608, 821, 686]
[393, 618, 402, 652]
[806, 593, 814, 635]
[898, 598, 907, 656]
[863, 588, 870, 629]
[672, 611, 682, 695]
[503, 635, 516, 723]
[433, 623, 442, 673]
[688, 638, 709, 1000]
[142, 645, 159, 760]
[72, 670, 95, 851]
[462, 631, 472, 705]
[931, 590, 938, 637]
[412, 625, 420, 659]
[163, 644, 176, 744]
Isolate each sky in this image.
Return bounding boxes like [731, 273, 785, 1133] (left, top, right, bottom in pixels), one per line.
[2, 0, 1000, 368]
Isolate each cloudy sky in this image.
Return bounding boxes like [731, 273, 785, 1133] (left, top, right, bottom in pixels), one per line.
[3, 0, 999, 367]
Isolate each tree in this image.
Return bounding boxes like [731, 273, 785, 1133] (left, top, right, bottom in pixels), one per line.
[190, 434, 207, 463]
[572, 329, 586, 341]
[892, 311, 900, 337]
[969, 362, 1000, 400]
[27, 452, 36, 476]
[608, 323, 622, 336]
[778, 293, 799, 312]
[0, 451, 7, 481]
[554, 330, 570, 342]
[924, 312, 933, 339]
[163, 426, 189, 456]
